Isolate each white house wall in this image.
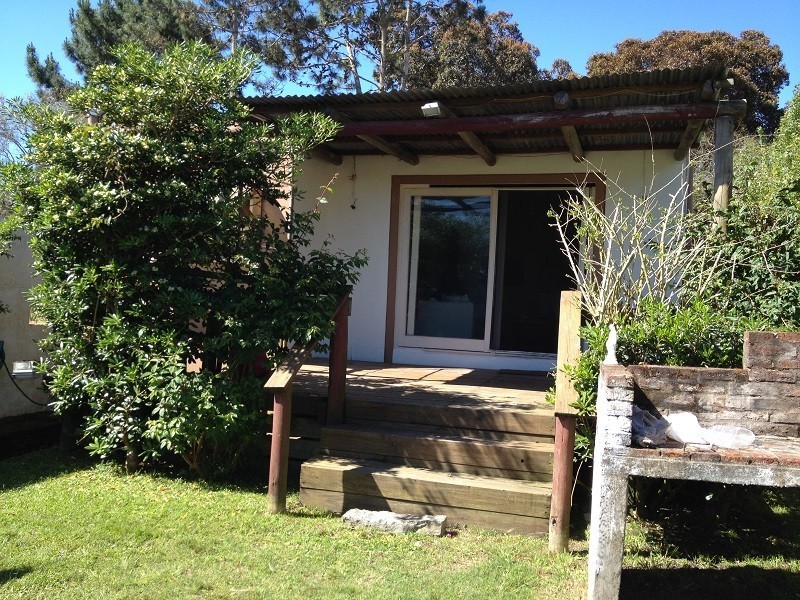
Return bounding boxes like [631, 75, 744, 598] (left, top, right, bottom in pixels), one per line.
[0, 235, 49, 418]
[294, 150, 688, 365]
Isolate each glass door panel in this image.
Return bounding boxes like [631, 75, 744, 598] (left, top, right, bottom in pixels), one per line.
[399, 189, 496, 350]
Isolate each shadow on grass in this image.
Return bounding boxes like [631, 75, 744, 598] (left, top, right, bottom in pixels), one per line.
[0, 448, 95, 492]
[620, 566, 800, 600]
[0, 567, 33, 585]
[636, 484, 800, 561]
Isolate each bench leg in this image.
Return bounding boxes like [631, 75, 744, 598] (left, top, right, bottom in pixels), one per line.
[588, 459, 628, 600]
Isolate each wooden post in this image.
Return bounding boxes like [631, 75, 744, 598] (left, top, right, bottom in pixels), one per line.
[713, 114, 734, 233]
[267, 383, 293, 514]
[549, 290, 582, 553]
[327, 296, 350, 425]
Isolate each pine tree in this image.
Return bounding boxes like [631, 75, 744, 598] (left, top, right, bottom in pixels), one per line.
[27, 0, 213, 99]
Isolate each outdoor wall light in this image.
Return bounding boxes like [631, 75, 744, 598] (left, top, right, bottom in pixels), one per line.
[421, 102, 442, 117]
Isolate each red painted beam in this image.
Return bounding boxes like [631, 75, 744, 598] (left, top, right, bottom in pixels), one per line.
[337, 101, 746, 138]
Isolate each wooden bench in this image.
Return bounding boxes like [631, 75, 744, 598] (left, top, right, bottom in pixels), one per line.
[588, 331, 800, 599]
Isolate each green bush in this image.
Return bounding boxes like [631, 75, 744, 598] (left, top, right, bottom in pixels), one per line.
[615, 300, 766, 368]
[2, 43, 365, 478]
[687, 86, 800, 329]
[562, 300, 764, 460]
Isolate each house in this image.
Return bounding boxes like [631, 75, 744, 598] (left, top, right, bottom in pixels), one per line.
[248, 66, 740, 373]
[0, 235, 49, 419]
[249, 66, 744, 534]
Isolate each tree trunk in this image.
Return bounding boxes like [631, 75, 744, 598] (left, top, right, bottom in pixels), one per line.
[401, 0, 412, 90]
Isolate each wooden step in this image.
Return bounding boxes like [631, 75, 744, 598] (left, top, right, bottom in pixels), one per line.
[321, 424, 553, 481]
[345, 418, 553, 443]
[345, 396, 554, 439]
[300, 457, 550, 535]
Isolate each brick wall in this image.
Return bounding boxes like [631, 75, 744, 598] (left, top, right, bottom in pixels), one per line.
[626, 332, 800, 437]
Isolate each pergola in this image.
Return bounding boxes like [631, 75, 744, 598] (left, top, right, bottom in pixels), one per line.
[249, 65, 744, 221]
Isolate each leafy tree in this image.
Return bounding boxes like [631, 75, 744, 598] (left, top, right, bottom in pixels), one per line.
[273, 0, 479, 93]
[686, 86, 800, 328]
[0, 96, 29, 261]
[27, 0, 213, 99]
[3, 42, 365, 477]
[196, 0, 313, 93]
[587, 30, 789, 133]
[406, 9, 542, 88]
[28, 0, 561, 96]
[541, 57, 577, 80]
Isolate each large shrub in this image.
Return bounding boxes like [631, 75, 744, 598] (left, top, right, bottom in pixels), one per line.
[687, 86, 800, 329]
[1, 42, 365, 477]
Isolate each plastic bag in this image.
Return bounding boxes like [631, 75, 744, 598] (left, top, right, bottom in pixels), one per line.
[665, 412, 707, 445]
[703, 425, 756, 449]
[665, 412, 755, 448]
[632, 405, 670, 447]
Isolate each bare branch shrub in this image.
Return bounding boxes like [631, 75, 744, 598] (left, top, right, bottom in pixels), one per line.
[551, 165, 716, 326]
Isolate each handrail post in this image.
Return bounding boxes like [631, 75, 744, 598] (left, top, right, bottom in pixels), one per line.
[327, 295, 350, 425]
[263, 289, 351, 512]
[267, 382, 293, 514]
[549, 290, 582, 553]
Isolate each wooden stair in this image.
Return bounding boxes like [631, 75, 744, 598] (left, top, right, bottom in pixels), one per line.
[299, 384, 555, 534]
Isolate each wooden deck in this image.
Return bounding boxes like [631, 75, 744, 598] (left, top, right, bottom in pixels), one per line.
[294, 360, 553, 408]
[290, 360, 557, 534]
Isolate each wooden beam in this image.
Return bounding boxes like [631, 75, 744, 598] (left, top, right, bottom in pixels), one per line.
[312, 144, 343, 165]
[673, 119, 707, 161]
[555, 290, 582, 416]
[436, 103, 496, 166]
[549, 290, 582, 554]
[357, 134, 419, 165]
[327, 295, 350, 425]
[327, 107, 419, 165]
[549, 413, 577, 552]
[267, 383, 293, 514]
[561, 126, 584, 162]
[338, 101, 748, 138]
[674, 80, 717, 161]
[264, 340, 317, 392]
[713, 114, 735, 232]
[453, 129, 497, 165]
[553, 92, 583, 162]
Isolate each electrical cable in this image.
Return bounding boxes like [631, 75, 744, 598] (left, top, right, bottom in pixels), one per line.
[0, 349, 50, 407]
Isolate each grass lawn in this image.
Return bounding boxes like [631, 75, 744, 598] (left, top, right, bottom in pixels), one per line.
[2, 449, 800, 599]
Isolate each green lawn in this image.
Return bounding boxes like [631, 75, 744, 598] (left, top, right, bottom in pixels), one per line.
[2, 450, 800, 599]
[0, 450, 585, 599]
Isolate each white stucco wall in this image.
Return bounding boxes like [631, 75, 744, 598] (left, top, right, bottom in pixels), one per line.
[294, 149, 689, 367]
[0, 235, 49, 418]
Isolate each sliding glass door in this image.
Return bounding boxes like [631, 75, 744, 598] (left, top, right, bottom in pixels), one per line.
[397, 188, 497, 351]
[395, 185, 575, 357]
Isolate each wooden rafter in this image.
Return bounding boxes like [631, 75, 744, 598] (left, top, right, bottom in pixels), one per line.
[674, 80, 718, 161]
[554, 91, 583, 162]
[328, 107, 419, 165]
[357, 134, 419, 165]
[312, 144, 343, 165]
[434, 103, 496, 166]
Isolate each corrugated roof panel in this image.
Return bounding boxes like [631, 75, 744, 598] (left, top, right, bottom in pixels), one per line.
[250, 65, 733, 159]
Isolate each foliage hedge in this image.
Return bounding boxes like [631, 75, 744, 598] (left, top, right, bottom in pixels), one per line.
[0, 43, 365, 478]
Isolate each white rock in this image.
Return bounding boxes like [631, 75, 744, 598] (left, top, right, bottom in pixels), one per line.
[342, 508, 447, 536]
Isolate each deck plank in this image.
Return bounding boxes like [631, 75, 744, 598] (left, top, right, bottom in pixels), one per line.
[321, 424, 554, 476]
[301, 457, 551, 516]
[301, 489, 549, 535]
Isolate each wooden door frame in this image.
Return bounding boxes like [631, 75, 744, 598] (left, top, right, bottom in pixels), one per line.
[385, 173, 606, 363]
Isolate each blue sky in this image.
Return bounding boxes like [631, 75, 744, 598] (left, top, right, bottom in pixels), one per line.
[1, 0, 798, 105]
